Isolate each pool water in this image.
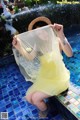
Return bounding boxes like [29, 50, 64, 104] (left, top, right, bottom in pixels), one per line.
[64, 32, 80, 86]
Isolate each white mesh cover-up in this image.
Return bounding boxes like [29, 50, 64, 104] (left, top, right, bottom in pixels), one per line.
[16, 26, 70, 96]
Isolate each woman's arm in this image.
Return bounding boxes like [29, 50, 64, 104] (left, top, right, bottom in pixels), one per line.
[51, 23, 73, 57]
[12, 36, 36, 60]
[58, 34, 73, 57]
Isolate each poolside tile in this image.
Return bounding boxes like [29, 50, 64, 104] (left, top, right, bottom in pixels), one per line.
[57, 82, 80, 119]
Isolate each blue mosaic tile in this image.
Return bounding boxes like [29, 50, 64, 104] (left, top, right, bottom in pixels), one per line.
[0, 59, 62, 120]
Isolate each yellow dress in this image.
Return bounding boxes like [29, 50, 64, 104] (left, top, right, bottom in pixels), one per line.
[26, 41, 70, 96]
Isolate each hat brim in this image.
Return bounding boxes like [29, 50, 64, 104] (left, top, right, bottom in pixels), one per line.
[28, 16, 52, 31]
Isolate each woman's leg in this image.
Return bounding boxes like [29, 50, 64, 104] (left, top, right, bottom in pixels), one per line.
[26, 91, 50, 110]
[31, 91, 50, 111]
[25, 91, 35, 104]
[26, 91, 51, 117]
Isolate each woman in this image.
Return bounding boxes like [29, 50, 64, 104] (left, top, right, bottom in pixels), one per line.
[12, 23, 73, 118]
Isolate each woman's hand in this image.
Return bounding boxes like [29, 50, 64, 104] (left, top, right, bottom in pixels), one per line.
[12, 36, 21, 50]
[50, 23, 73, 57]
[50, 23, 65, 40]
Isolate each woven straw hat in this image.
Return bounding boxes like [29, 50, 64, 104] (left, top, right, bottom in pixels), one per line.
[28, 16, 52, 31]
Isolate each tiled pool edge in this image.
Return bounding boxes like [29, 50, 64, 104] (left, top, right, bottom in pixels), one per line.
[55, 83, 80, 120]
[51, 97, 78, 120]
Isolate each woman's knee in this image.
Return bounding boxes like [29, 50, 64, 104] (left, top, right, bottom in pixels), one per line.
[32, 93, 40, 105]
[32, 91, 48, 105]
[25, 94, 32, 104]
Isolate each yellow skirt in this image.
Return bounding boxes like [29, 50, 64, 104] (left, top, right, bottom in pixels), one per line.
[26, 53, 70, 96]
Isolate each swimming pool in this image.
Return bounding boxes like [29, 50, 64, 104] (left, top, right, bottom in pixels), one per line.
[64, 26, 80, 86]
[0, 25, 80, 120]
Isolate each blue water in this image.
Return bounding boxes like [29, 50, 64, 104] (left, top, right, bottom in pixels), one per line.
[64, 30, 80, 86]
